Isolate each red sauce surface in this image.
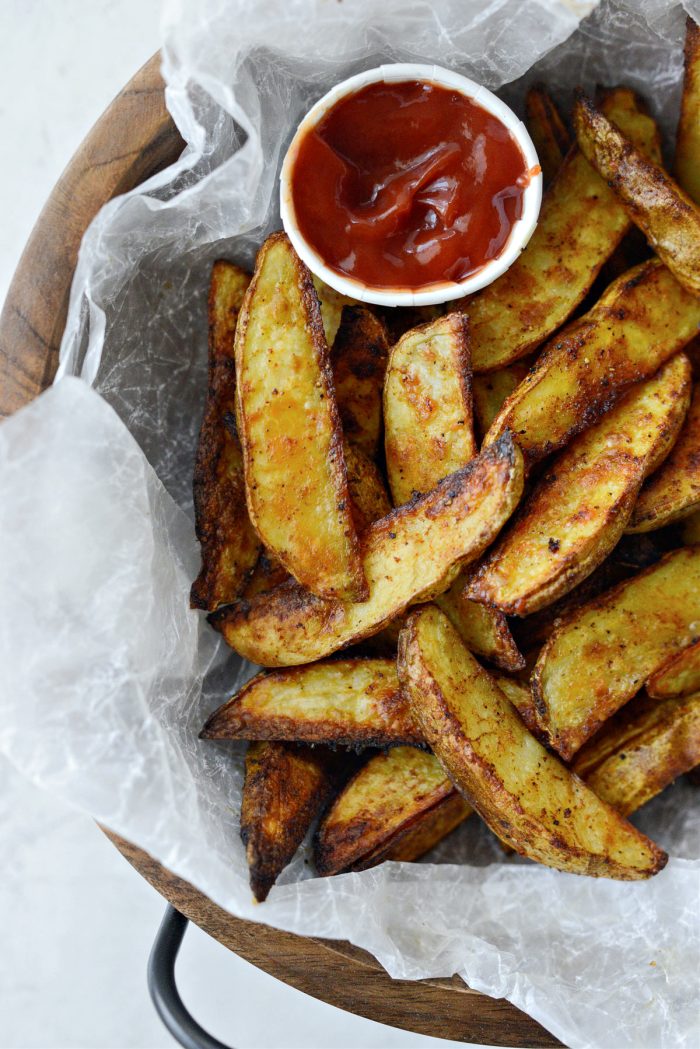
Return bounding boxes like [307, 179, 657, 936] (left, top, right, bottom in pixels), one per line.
[289, 80, 530, 290]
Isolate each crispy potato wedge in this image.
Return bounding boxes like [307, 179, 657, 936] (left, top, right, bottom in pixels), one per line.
[190, 262, 261, 611]
[240, 741, 347, 901]
[462, 88, 661, 373]
[525, 84, 570, 185]
[646, 639, 700, 699]
[235, 233, 366, 601]
[435, 583, 524, 672]
[211, 434, 524, 666]
[315, 747, 466, 875]
[485, 259, 700, 465]
[332, 307, 390, 460]
[573, 692, 700, 816]
[574, 93, 700, 296]
[312, 276, 359, 346]
[384, 313, 475, 505]
[471, 354, 692, 615]
[472, 358, 533, 440]
[532, 547, 700, 760]
[201, 657, 421, 747]
[381, 793, 472, 863]
[627, 384, 700, 532]
[243, 549, 291, 599]
[676, 17, 700, 204]
[399, 605, 667, 879]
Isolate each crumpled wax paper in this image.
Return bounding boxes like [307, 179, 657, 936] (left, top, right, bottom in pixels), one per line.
[1, 1, 700, 1046]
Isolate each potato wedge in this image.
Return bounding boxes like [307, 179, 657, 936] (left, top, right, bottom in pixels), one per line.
[312, 275, 358, 346]
[574, 93, 700, 296]
[627, 384, 700, 532]
[235, 233, 366, 601]
[493, 672, 540, 735]
[201, 657, 421, 747]
[190, 262, 261, 611]
[532, 547, 700, 760]
[472, 358, 533, 439]
[399, 605, 666, 879]
[462, 88, 661, 372]
[485, 259, 700, 465]
[384, 313, 475, 505]
[525, 84, 570, 185]
[332, 307, 390, 460]
[470, 354, 692, 615]
[211, 434, 524, 666]
[240, 741, 347, 901]
[435, 583, 524, 672]
[677, 17, 700, 204]
[646, 639, 700, 699]
[573, 692, 700, 817]
[315, 747, 468, 875]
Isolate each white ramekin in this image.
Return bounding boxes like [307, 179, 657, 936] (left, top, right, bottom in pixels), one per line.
[280, 63, 542, 308]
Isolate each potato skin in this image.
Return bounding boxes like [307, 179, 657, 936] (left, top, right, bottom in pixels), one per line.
[470, 354, 692, 615]
[399, 605, 666, 879]
[190, 261, 261, 611]
[676, 17, 700, 205]
[532, 547, 700, 760]
[235, 233, 366, 602]
[574, 92, 700, 297]
[210, 434, 524, 667]
[332, 307, 390, 460]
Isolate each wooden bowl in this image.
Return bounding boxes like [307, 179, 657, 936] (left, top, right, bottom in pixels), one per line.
[0, 53, 560, 1049]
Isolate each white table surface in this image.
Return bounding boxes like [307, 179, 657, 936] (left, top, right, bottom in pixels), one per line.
[0, 2, 499, 1047]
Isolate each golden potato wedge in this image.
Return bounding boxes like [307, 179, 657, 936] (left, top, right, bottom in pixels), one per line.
[315, 747, 467, 875]
[574, 93, 700, 296]
[463, 88, 661, 372]
[573, 692, 700, 817]
[332, 307, 390, 460]
[190, 262, 261, 611]
[627, 384, 700, 532]
[201, 657, 421, 747]
[312, 275, 358, 346]
[384, 313, 475, 505]
[381, 792, 472, 863]
[211, 434, 524, 667]
[532, 547, 700, 760]
[240, 741, 347, 901]
[525, 84, 570, 185]
[472, 358, 533, 440]
[676, 17, 700, 204]
[646, 639, 700, 699]
[470, 354, 692, 615]
[485, 259, 700, 465]
[435, 583, 524, 672]
[399, 605, 667, 879]
[235, 233, 366, 602]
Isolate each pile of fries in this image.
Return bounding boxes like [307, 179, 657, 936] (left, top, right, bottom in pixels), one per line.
[192, 19, 700, 901]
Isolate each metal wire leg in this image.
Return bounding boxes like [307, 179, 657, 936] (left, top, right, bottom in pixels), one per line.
[148, 904, 234, 1049]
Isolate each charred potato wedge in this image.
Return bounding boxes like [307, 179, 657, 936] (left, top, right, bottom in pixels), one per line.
[470, 355, 692, 615]
[532, 547, 700, 760]
[332, 307, 390, 460]
[677, 17, 700, 204]
[463, 88, 661, 372]
[574, 93, 700, 296]
[573, 692, 700, 817]
[384, 313, 475, 505]
[190, 262, 261, 611]
[646, 639, 700, 699]
[235, 233, 366, 601]
[240, 741, 347, 901]
[211, 434, 524, 667]
[399, 605, 667, 879]
[485, 259, 700, 465]
[315, 747, 468, 875]
[201, 657, 421, 747]
[525, 84, 571, 185]
[627, 384, 700, 532]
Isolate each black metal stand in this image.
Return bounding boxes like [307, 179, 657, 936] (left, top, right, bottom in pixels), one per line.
[148, 905, 234, 1049]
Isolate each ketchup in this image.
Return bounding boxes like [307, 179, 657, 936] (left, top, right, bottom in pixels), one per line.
[289, 80, 530, 290]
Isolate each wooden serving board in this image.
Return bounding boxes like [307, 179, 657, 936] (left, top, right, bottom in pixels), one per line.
[0, 52, 561, 1049]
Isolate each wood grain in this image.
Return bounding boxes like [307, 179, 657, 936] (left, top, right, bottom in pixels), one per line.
[0, 52, 562, 1048]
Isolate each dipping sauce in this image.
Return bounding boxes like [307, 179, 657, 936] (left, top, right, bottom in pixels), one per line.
[288, 80, 531, 291]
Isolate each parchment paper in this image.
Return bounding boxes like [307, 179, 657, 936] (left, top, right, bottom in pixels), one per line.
[1, 2, 699, 1046]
